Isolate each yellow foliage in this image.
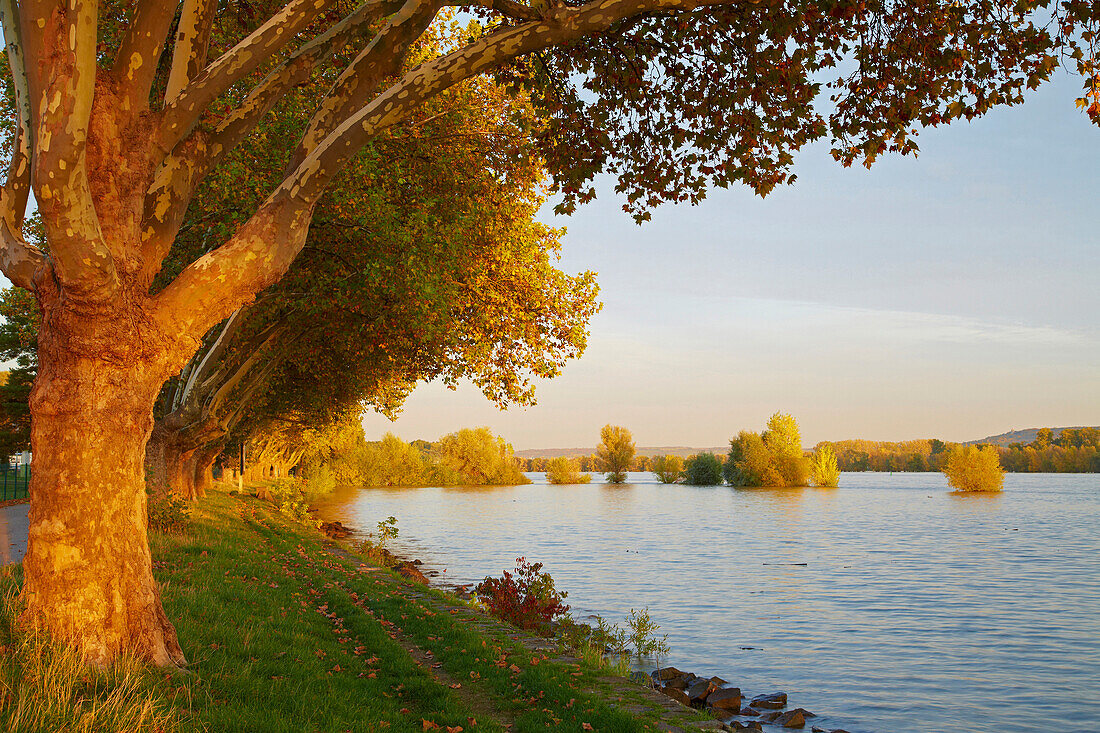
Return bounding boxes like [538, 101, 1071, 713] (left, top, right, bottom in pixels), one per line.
[546, 456, 591, 484]
[942, 446, 1004, 492]
[810, 445, 840, 487]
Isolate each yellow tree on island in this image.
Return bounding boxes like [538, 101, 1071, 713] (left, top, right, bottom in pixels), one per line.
[596, 425, 636, 483]
[943, 446, 1005, 492]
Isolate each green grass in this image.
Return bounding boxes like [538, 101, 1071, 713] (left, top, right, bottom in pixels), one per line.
[0, 486, 708, 732]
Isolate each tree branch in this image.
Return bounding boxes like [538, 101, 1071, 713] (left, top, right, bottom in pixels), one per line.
[163, 0, 218, 106]
[139, 0, 401, 285]
[0, 221, 46, 291]
[156, 0, 736, 345]
[282, 0, 737, 206]
[112, 0, 179, 111]
[27, 0, 117, 298]
[0, 0, 34, 234]
[159, 0, 343, 152]
[451, 0, 540, 22]
[287, 0, 444, 172]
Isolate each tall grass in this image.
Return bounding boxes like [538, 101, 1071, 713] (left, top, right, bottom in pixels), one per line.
[0, 568, 179, 732]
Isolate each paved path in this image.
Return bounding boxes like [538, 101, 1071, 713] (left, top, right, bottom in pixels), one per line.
[0, 502, 28, 565]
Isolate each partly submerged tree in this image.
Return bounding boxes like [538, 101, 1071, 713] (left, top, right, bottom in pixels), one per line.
[546, 456, 590, 484]
[809, 444, 840, 488]
[0, 0, 1087, 666]
[683, 452, 722, 486]
[431, 427, 528, 485]
[596, 424, 635, 483]
[650, 454, 683, 484]
[943, 445, 1004, 492]
[762, 412, 810, 486]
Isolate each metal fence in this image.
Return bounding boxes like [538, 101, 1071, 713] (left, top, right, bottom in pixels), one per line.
[0, 463, 29, 502]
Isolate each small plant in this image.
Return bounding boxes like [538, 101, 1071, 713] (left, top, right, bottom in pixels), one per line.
[475, 557, 570, 634]
[376, 516, 399, 546]
[356, 516, 400, 566]
[147, 492, 190, 533]
[555, 616, 632, 675]
[628, 607, 670, 665]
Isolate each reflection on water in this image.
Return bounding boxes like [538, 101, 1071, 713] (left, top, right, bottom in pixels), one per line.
[311, 473, 1100, 733]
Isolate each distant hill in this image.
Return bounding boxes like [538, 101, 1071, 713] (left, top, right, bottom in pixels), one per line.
[515, 445, 727, 459]
[967, 426, 1099, 446]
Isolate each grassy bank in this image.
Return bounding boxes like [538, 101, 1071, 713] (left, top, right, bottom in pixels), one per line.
[0, 486, 710, 732]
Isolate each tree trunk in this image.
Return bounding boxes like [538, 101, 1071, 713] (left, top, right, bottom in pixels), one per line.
[192, 445, 222, 497]
[20, 300, 185, 668]
[146, 423, 217, 500]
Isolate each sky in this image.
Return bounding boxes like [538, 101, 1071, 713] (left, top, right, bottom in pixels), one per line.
[362, 73, 1100, 449]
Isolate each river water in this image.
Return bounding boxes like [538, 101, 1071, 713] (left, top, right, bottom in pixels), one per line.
[311, 472, 1100, 733]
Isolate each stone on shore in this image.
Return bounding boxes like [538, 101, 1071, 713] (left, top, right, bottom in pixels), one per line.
[775, 709, 810, 728]
[706, 687, 742, 711]
[395, 561, 429, 584]
[750, 692, 788, 709]
[731, 722, 763, 732]
[738, 707, 759, 716]
[661, 686, 691, 706]
[687, 678, 718, 706]
[655, 666, 684, 681]
[320, 520, 353, 538]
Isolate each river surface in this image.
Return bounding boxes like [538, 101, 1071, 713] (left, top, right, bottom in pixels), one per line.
[311, 472, 1100, 733]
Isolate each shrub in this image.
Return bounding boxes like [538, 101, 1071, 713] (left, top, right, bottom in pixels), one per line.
[546, 457, 591, 484]
[725, 431, 782, 486]
[684, 452, 723, 485]
[299, 461, 337, 495]
[943, 445, 1004, 492]
[475, 557, 569, 634]
[651, 455, 683, 483]
[265, 479, 312, 521]
[810, 445, 841, 487]
[147, 492, 190, 533]
[433, 427, 529, 485]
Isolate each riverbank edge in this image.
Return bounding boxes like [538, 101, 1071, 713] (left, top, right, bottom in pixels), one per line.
[1, 482, 721, 732]
[307, 486, 855, 733]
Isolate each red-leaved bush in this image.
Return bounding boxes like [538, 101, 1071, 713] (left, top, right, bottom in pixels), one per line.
[475, 557, 570, 634]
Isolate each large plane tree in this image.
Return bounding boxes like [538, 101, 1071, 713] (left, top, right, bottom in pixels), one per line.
[0, 0, 1084, 666]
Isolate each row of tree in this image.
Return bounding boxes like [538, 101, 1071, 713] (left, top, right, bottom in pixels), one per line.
[539, 415, 841, 488]
[818, 427, 1100, 474]
[250, 425, 529, 489]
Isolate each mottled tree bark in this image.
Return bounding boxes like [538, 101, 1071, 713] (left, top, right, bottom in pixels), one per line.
[20, 291, 184, 667]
